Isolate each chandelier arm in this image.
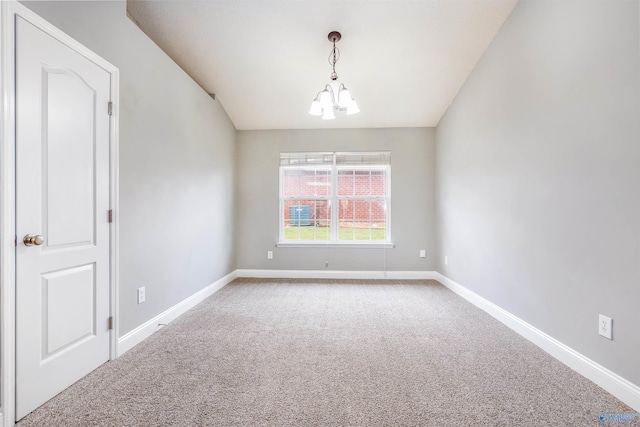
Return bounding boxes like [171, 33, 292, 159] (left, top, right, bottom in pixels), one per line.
[313, 88, 325, 100]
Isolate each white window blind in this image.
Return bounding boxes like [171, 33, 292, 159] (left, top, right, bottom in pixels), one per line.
[280, 152, 391, 167]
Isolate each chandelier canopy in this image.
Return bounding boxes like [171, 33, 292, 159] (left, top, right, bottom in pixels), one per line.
[309, 31, 360, 120]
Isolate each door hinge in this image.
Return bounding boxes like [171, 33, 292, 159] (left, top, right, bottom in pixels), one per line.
[108, 316, 113, 330]
[108, 101, 113, 116]
[14, 235, 17, 247]
[108, 209, 113, 223]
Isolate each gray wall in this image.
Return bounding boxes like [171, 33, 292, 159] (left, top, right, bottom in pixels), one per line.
[436, 0, 640, 385]
[21, 1, 238, 336]
[237, 128, 436, 272]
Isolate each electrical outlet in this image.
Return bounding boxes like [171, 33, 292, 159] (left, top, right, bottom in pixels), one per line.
[444, 256, 448, 266]
[419, 249, 426, 258]
[137, 287, 146, 304]
[267, 251, 273, 260]
[599, 314, 612, 340]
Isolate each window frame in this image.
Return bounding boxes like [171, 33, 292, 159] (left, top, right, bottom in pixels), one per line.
[278, 152, 393, 248]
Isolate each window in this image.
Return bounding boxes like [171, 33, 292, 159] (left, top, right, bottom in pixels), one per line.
[279, 152, 391, 245]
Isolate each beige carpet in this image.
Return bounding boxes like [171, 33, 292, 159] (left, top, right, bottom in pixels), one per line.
[18, 279, 633, 426]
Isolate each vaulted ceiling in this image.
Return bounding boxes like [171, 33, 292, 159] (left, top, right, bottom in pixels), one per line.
[127, 0, 517, 130]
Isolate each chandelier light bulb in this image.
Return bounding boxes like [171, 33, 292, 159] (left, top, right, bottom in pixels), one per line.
[338, 87, 352, 108]
[319, 89, 333, 109]
[346, 100, 360, 115]
[309, 100, 323, 116]
[322, 108, 335, 120]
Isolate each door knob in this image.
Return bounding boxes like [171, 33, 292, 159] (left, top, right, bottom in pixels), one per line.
[23, 234, 44, 246]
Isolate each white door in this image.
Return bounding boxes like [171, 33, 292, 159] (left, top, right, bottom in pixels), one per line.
[15, 16, 112, 419]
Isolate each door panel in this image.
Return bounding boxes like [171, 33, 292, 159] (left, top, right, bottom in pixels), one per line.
[44, 67, 97, 247]
[15, 17, 111, 420]
[43, 264, 96, 357]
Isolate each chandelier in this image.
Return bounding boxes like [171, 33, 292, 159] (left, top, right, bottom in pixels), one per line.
[309, 31, 360, 120]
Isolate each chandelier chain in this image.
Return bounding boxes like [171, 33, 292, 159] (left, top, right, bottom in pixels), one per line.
[328, 40, 340, 81]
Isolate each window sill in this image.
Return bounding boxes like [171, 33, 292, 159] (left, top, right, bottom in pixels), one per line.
[276, 241, 395, 249]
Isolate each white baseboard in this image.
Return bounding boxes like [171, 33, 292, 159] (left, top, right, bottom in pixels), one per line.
[117, 271, 237, 356]
[433, 272, 640, 412]
[236, 269, 437, 280]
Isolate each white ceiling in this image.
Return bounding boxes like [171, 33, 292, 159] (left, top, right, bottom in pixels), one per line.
[127, 0, 517, 130]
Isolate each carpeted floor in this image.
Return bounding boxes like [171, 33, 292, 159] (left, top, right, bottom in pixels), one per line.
[17, 278, 633, 426]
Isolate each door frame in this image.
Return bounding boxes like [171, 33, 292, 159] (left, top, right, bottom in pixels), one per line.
[0, 2, 120, 425]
